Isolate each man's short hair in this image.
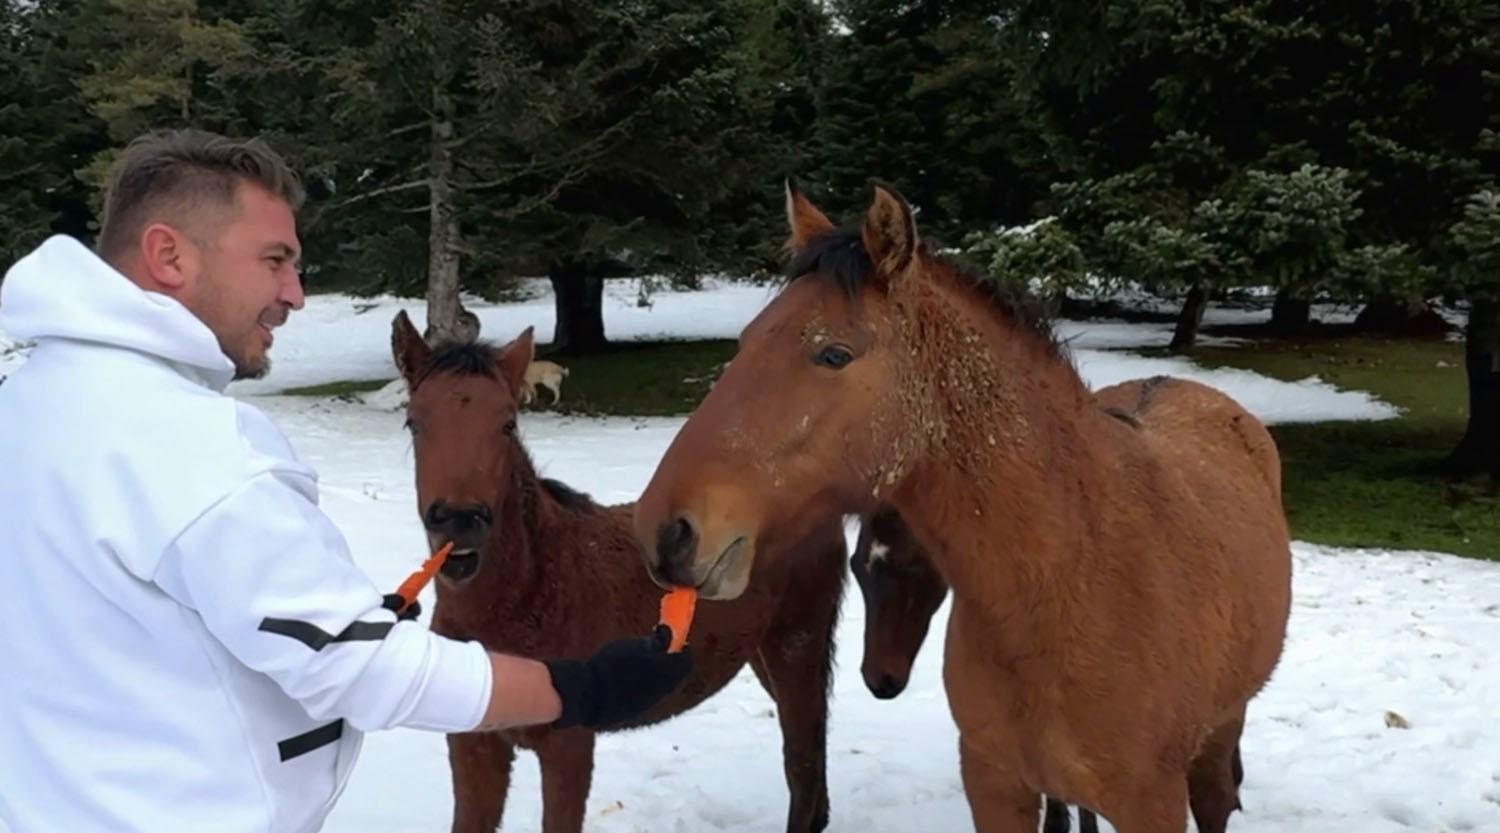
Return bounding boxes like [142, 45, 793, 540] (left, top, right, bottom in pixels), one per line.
[96, 128, 306, 261]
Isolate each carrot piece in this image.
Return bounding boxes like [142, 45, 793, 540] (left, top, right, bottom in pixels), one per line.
[658, 587, 698, 653]
[393, 541, 455, 613]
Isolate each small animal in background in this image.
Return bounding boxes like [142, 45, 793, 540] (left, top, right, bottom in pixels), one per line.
[521, 360, 569, 406]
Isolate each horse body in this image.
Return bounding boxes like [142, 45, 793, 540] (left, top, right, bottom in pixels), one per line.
[390, 311, 846, 833]
[853, 508, 1100, 833]
[631, 182, 1291, 833]
[917, 369, 1286, 831]
[435, 489, 846, 833]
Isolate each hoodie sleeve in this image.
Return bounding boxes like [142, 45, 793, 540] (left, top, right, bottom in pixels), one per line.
[151, 469, 493, 734]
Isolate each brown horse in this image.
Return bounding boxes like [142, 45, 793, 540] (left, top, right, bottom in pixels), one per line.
[631, 182, 1292, 833]
[389, 310, 848, 833]
[853, 507, 1099, 833]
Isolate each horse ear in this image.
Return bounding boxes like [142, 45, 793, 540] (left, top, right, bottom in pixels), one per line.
[785, 177, 834, 254]
[495, 326, 535, 398]
[391, 309, 430, 385]
[862, 181, 918, 283]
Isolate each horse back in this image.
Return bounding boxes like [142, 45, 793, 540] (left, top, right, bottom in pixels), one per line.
[1094, 375, 1282, 503]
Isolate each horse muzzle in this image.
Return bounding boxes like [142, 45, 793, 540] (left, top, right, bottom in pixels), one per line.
[422, 499, 491, 582]
[646, 512, 754, 600]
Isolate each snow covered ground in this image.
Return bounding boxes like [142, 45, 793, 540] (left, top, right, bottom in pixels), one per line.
[2, 278, 1496, 832]
[299, 403, 1500, 833]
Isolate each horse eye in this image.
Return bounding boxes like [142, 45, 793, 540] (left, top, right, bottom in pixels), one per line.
[503, 419, 517, 435]
[814, 344, 854, 370]
[402, 418, 419, 436]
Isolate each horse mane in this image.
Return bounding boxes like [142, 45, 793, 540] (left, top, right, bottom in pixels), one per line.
[539, 477, 596, 512]
[414, 340, 501, 387]
[414, 340, 597, 516]
[782, 226, 1067, 361]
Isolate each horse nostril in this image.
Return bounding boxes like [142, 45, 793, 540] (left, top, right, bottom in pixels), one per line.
[424, 500, 453, 530]
[655, 515, 698, 575]
[424, 500, 490, 532]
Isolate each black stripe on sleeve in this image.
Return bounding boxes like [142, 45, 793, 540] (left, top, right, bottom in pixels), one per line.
[277, 719, 344, 761]
[258, 617, 393, 650]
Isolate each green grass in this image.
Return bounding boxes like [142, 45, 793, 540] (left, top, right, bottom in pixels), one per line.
[281, 378, 392, 398]
[278, 340, 738, 415]
[1178, 326, 1500, 561]
[529, 339, 739, 417]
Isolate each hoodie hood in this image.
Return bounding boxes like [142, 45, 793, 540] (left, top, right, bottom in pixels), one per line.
[1, 235, 236, 390]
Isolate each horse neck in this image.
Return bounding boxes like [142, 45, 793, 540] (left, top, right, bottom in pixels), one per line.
[885, 270, 1113, 647]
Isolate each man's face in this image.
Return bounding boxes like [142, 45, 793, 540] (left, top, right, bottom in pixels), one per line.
[183, 182, 305, 380]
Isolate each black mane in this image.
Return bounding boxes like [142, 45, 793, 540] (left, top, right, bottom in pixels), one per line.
[783, 226, 1065, 359]
[540, 477, 596, 512]
[416, 340, 500, 385]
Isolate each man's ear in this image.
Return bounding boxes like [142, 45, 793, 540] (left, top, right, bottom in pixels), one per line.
[138, 222, 196, 291]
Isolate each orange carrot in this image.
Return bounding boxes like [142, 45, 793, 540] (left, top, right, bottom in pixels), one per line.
[658, 587, 698, 653]
[393, 541, 454, 614]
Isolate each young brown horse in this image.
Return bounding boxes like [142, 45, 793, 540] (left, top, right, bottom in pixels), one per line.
[853, 507, 1098, 833]
[389, 311, 848, 833]
[632, 183, 1292, 833]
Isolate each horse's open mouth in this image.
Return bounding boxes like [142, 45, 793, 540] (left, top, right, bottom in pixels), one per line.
[439, 548, 481, 581]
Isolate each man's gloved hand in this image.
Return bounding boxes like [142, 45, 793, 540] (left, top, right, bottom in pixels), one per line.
[544, 624, 695, 730]
[381, 593, 422, 622]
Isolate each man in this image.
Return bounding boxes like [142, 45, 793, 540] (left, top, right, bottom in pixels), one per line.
[0, 129, 693, 833]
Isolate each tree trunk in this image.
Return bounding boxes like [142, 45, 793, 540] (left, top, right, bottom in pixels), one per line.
[1354, 296, 1453, 337]
[1444, 298, 1500, 478]
[1169, 285, 1208, 352]
[549, 262, 607, 355]
[1270, 290, 1310, 332]
[423, 81, 476, 345]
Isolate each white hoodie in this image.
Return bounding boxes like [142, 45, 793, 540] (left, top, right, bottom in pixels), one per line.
[0, 236, 492, 833]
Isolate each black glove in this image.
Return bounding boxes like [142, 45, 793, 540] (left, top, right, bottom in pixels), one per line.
[544, 624, 695, 730]
[381, 593, 422, 622]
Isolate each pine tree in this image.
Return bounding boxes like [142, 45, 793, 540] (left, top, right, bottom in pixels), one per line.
[0, 0, 108, 265]
[70, 0, 255, 195]
[696, 0, 835, 277]
[1446, 190, 1500, 475]
[814, 0, 1041, 238]
[458, 0, 777, 353]
[0, 0, 59, 264]
[996, 0, 1498, 361]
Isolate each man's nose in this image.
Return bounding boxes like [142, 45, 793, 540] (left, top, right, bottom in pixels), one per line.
[281, 271, 305, 310]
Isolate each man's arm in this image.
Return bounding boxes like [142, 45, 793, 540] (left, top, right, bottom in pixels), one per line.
[154, 469, 692, 735]
[153, 470, 498, 733]
[480, 653, 562, 729]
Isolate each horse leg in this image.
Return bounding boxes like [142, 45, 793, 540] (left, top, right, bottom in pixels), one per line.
[1187, 710, 1248, 833]
[535, 729, 597, 833]
[957, 735, 1040, 833]
[446, 731, 516, 833]
[749, 586, 840, 833]
[1042, 796, 1071, 833]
